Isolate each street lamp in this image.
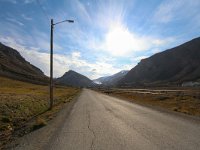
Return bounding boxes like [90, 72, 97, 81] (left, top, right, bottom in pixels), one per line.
[49, 19, 74, 110]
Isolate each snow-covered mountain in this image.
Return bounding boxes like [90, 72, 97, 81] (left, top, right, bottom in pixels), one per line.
[93, 70, 129, 86]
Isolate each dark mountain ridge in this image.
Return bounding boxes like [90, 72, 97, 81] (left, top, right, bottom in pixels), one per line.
[0, 42, 48, 84]
[119, 37, 200, 87]
[56, 70, 95, 87]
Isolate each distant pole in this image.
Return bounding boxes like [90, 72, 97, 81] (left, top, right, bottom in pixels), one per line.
[50, 19, 53, 110]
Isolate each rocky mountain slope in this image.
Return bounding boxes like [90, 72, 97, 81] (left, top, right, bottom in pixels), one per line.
[0, 43, 48, 84]
[119, 37, 200, 87]
[56, 70, 95, 87]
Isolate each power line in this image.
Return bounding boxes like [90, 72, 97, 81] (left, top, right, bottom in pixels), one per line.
[35, 0, 50, 21]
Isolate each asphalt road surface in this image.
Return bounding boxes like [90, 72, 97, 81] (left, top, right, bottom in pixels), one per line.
[15, 89, 200, 150]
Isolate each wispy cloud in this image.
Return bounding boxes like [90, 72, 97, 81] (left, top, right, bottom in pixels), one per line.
[2, 0, 34, 4]
[72, 0, 92, 24]
[21, 14, 32, 20]
[94, 0, 134, 30]
[6, 18, 24, 26]
[154, 0, 200, 23]
[24, 0, 34, 4]
[0, 20, 61, 53]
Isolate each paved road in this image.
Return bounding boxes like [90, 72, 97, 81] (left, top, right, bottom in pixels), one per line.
[15, 89, 200, 150]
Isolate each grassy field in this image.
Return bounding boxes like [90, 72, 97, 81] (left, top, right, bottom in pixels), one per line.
[0, 77, 80, 148]
[98, 88, 200, 117]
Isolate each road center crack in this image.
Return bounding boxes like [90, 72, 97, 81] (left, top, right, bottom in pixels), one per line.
[87, 111, 96, 150]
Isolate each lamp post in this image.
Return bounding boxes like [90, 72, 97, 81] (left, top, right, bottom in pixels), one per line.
[49, 19, 74, 110]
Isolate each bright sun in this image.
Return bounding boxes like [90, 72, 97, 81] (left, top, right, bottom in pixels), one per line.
[103, 25, 148, 56]
[104, 26, 135, 56]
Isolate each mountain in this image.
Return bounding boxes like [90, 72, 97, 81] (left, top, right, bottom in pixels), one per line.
[56, 70, 95, 87]
[93, 70, 129, 86]
[0, 43, 48, 84]
[119, 37, 200, 87]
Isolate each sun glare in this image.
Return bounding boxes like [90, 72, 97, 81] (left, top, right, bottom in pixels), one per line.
[105, 26, 134, 56]
[103, 25, 148, 56]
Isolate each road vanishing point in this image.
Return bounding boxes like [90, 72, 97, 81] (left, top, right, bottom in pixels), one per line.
[15, 89, 200, 150]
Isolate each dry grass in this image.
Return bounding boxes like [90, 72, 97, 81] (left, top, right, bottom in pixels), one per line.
[0, 76, 80, 148]
[99, 88, 200, 117]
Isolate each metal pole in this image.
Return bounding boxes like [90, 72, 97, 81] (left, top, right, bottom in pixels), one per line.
[49, 18, 74, 110]
[50, 19, 53, 110]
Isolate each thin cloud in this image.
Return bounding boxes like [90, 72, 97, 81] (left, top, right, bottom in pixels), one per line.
[71, 0, 92, 24]
[6, 18, 24, 26]
[21, 14, 32, 20]
[24, 0, 34, 4]
[153, 0, 200, 23]
[1, 0, 34, 4]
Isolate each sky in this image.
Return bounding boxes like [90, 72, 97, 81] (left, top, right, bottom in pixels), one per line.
[0, 0, 200, 79]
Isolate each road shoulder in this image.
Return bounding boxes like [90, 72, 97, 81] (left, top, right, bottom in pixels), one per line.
[7, 91, 82, 150]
